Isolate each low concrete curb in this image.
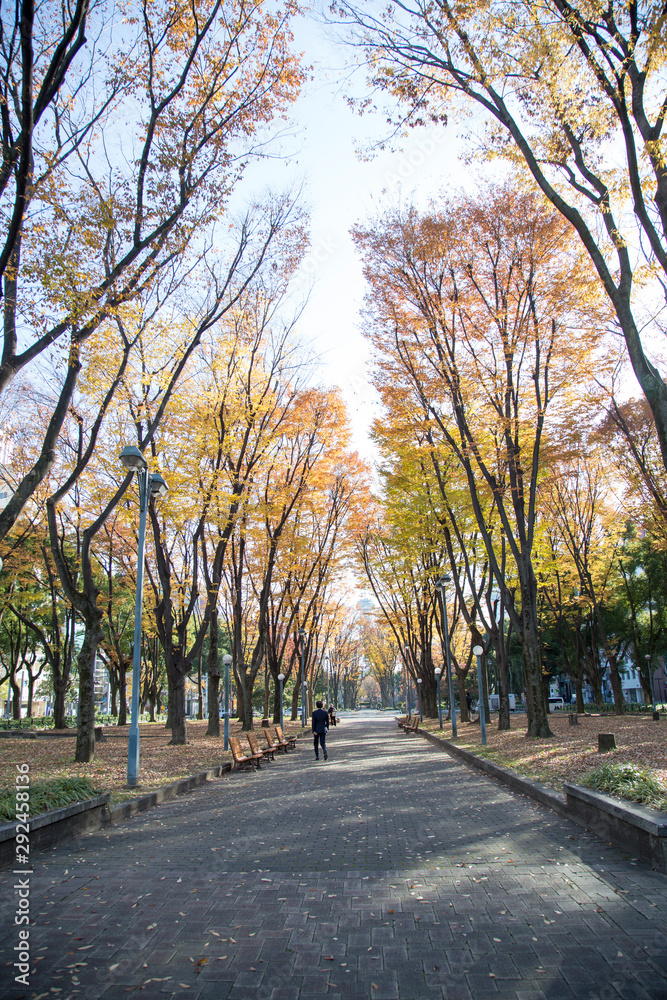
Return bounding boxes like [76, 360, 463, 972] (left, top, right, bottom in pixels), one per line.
[415, 727, 667, 873]
[418, 728, 569, 817]
[565, 782, 667, 873]
[0, 728, 306, 868]
[0, 764, 233, 869]
[108, 763, 233, 823]
[0, 794, 110, 869]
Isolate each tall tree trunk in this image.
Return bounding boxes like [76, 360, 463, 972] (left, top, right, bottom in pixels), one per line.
[75, 616, 104, 762]
[272, 678, 282, 723]
[169, 666, 188, 745]
[197, 648, 204, 721]
[206, 608, 220, 737]
[522, 598, 552, 738]
[239, 671, 253, 731]
[263, 663, 270, 720]
[10, 674, 20, 720]
[52, 667, 68, 728]
[290, 683, 299, 721]
[457, 671, 469, 723]
[574, 674, 585, 713]
[110, 676, 119, 717]
[118, 666, 128, 726]
[482, 654, 490, 721]
[497, 646, 511, 731]
[165, 681, 174, 729]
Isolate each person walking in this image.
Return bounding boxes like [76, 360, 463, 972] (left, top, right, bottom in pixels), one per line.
[312, 700, 329, 761]
[328, 705, 337, 727]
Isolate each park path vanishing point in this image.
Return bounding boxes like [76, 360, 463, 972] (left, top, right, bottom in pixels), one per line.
[1, 713, 666, 1000]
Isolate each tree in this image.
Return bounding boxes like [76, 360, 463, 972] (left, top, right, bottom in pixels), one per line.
[0, 0, 304, 540]
[544, 454, 627, 711]
[334, 0, 667, 478]
[355, 184, 605, 735]
[361, 620, 399, 707]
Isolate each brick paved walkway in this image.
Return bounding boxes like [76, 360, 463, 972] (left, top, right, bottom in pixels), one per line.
[2, 715, 667, 1000]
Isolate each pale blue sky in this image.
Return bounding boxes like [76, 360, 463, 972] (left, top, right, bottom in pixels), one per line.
[242, 8, 475, 461]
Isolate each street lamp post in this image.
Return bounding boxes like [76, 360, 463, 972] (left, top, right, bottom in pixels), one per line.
[435, 575, 457, 738]
[473, 644, 487, 745]
[119, 446, 168, 788]
[435, 667, 443, 729]
[416, 677, 422, 719]
[278, 672, 285, 729]
[298, 627, 307, 728]
[222, 653, 232, 750]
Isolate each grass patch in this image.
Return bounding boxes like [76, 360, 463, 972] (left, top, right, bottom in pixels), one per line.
[581, 762, 667, 812]
[0, 776, 101, 822]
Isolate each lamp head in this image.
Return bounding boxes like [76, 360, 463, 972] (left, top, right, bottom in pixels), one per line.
[222, 654, 232, 666]
[435, 667, 442, 676]
[472, 644, 483, 656]
[149, 472, 169, 498]
[119, 445, 147, 472]
[278, 672, 285, 681]
[417, 678, 422, 685]
[645, 654, 652, 660]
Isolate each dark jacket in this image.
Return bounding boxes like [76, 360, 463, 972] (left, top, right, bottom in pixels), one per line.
[312, 708, 329, 734]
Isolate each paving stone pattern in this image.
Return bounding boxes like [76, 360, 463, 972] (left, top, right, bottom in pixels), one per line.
[1, 715, 667, 999]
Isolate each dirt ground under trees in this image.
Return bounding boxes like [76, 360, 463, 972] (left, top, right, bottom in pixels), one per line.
[420, 712, 667, 794]
[0, 719, 304, 804]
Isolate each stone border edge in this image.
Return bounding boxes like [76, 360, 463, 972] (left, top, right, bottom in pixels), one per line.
[0, 764, 232, 869]
[416, 727, 667, 873]
[0, 727, 306, 867]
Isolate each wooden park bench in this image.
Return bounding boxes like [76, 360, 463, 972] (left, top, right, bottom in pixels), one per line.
[403, 715, 420, 734]
[247, 730, 275, 762]
[264, 728, 289, 755]
[275, 724, 297, 750]
[229, 736, 264, 770]
[396, 715, 409, 728]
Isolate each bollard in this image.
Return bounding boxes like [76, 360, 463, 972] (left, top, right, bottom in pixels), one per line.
[261, 718, 270, 728]
[653, 711, 660, 721]
[568, 714, 579, 726]
[598, 733, 616, 753]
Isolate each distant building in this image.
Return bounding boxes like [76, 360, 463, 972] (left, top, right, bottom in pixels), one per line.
[356, 597, 375, 618]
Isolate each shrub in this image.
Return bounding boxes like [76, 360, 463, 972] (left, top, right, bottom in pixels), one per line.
[0, 777, 101, 823]
[581, 762, 667, 812]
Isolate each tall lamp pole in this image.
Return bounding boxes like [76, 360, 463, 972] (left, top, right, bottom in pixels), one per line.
[473, 644, 487, 745]
[416, 677, 422, 719]
[299, 627, 307, 727]
[119, 446, 168, 788]
[278, 672, 285, 729]
[222, 653, 232, 750]
[435, 667, 443, 729]
[435, 574, 457, 738]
